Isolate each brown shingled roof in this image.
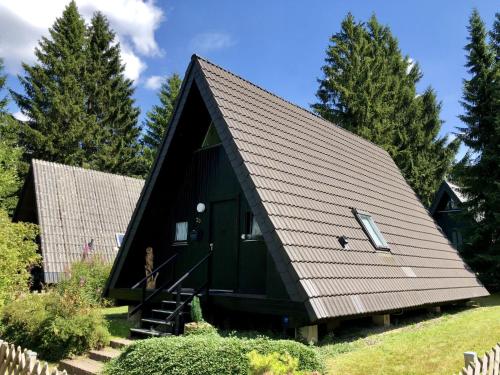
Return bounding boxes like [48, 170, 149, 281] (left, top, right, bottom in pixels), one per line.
[195, 57, 488, 319]
[107, 55, 488, 321]
[17, 159, 144, 283]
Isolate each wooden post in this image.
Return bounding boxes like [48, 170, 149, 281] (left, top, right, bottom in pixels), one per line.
[372, 314, 390, 327]
[464, 351, 477, 368]
[295, 325, 318, 344]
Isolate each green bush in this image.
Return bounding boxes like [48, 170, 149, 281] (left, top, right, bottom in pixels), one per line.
[190, 296, 203, 322]
[0, 210, 40, 307]
[0, 291, 110, 361]
[248, 350, 301, 375]
[104, 335, 323, 375]
[57, 256, 111, 307]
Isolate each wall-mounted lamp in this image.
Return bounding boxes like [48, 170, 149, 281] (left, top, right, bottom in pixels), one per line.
[196, 202, 206, 213]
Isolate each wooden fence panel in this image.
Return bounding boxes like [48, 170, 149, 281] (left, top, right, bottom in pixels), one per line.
[458, 344, 500, 375]
[0, 340, 67, 375]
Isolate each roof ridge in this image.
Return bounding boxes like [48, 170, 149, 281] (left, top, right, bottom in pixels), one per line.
[31, 159, 145, 182]
[191, 54, 388, 154]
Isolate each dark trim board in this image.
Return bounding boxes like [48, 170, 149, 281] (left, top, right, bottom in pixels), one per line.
[109, 287, 308, 326]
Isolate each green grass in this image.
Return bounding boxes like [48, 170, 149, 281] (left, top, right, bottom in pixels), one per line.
[101, 306, 134, 339]
[320, 294, 500, 375]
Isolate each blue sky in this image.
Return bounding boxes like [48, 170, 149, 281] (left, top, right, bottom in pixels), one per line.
[2, 0, 498, 159]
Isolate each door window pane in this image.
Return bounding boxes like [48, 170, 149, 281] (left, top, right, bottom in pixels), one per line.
[175, 221, 188, 242]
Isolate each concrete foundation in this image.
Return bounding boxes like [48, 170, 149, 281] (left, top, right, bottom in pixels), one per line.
[427, 306, 441, 314]
[296, 325, 318, 344]
[372, 314, 390, 327]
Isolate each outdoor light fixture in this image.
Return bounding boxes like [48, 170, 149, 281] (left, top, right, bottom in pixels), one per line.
[196, 202, 206, 213]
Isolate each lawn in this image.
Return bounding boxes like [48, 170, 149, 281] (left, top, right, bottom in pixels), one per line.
[101, 305, 134, 339]
[320, 294, 500, 375]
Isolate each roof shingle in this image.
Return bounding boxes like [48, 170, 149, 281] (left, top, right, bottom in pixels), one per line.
[194, 56, 488, 319]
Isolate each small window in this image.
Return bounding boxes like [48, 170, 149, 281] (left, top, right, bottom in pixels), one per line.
[175, 221, 188, 242]
[354, 210, 389, 250]
[201, 122, 221, 148]
[115, 233, 125, 247]
[242, 212, 262, 240]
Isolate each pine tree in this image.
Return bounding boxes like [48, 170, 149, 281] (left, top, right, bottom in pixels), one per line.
[142, 74, 182, 169]
[11, 1, 90, 165]
[313, 14, 459, 206]
[456, 10, 500, 289]
[85, 12, 144, 176]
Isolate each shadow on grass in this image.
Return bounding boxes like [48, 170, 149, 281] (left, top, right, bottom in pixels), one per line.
[102, 307, 134, 339]
[316, 293, 499, 357]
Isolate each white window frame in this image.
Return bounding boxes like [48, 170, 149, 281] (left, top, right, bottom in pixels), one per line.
[353, 209, 390, 250]
[174, 221, 188, 242]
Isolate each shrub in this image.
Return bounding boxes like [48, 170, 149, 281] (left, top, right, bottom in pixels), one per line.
[190, 296, 203, 322]
[0, 291, 110, 361]
[184, 321, 218, 336]
[248, 350, 300, 375]
[0, 210, 40, 307]
[104, 335, 323, 375]
[57, 256, 111, 307]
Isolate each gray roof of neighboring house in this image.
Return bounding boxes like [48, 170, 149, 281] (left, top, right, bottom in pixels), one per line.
[107, 55, 488, 320]
[15, 159, 144, 283]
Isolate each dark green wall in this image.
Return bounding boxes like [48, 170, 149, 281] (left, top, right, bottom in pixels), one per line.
[115, 82, 289, 301]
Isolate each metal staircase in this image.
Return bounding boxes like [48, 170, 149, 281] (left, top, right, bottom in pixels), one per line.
[128, 247, 212, 338]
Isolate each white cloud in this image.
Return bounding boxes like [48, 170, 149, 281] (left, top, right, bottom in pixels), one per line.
[406, 57, 415, 74]
[144, 75, 164, 90]
[191, 32, 235, 53]
[12, 111, 29, 121]
[0, 0, 164, 81]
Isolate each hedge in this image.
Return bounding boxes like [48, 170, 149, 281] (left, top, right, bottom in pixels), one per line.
[104, 335, 323, 375]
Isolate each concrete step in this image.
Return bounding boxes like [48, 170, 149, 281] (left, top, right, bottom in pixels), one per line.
[109, 337, 133, 349]
[130, 327, 171, 338]
[59, 357, 103, 375]
[88, 347, 121, 362]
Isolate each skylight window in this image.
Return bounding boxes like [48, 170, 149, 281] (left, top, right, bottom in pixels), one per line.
[353, 210, 389, 250]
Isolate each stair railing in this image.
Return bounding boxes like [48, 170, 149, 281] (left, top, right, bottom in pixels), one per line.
[129, 252, 178, 317]
[165, 246, 213, 334]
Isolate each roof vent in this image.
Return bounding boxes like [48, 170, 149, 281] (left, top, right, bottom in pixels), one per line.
[338, 235, 349, 249]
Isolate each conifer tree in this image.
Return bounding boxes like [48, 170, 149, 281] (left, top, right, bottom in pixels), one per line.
[11, 1, 89, 165]
[85, 12, 144, 176]
[142, 74, 182, 169]
[0, 58, 7, 114]
[313, 14, 459, 206]
[456, 10, 499, 288]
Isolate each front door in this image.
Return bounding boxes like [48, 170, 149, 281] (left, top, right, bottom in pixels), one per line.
[210, 200, 238, 291]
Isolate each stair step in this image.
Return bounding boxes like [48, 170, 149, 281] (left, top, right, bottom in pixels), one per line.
[130, 327, 171, 337]
[59, 357, 103, 375]
[109, 338, 134, 349]
[88, 347, 121, 362]
[141, 318, 173, 326]
[152, 309, 189, 315]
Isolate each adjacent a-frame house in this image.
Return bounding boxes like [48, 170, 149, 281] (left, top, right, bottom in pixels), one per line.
[104, 55, 487, 339]
[430, 180, 472, 251]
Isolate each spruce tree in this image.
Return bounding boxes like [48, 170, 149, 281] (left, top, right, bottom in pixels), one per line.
[11, 1, 89, 165]
[456, 10, 499, 289]
[313, 14, 459, 206]
[142, 74, 181, 169]
[0, 58, 7, 114]
[85, 12, 144, 176]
